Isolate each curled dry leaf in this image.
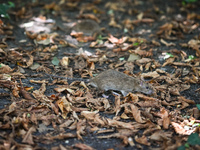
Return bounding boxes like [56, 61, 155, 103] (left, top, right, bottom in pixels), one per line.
[29, 79, 48, 84]
[171, 122, 196, 135]
[140, 71, 160, 79]
[135, 58, 152, 64]
[74, 143, 94, 150]
[59, 120, 74, 129]
[130, 47, 153, 57]
[106, 118, 135, 129]
[57, 96, 72, 119]
[160, 39, 176, 47]
[177, 96, 195, 104]
[158, 107, 170, 129]
[169, 87, 180, 96]
[149, 130, 172, 141]
[76, 119, 86, 140]
[22, 126, 36, 145]
[137, 100, 161, 108]
[135, 135, 151, 146]
[109, 17, 122, 29]
[81, 111, 103, 124]
[0, 64, 14, 73]
[162, 57, 175, 67]
[44, 133, 76, 140]
[54, 86, 74, 94]
[136, 94, 157, 101]
[108, 34, 127, 44]
[20, 87, 34, 100]
[130, 104, 146, 123]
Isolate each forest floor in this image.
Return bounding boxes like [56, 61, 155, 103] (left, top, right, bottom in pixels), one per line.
[0, 0, 200, 149]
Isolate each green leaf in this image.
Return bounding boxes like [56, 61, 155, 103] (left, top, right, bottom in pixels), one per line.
[52, 57, 60, 66]
[97, 35, 107, 40]
[197, 104, 200, 110]
[8, 2, 15, 8]
[182, 1, 186, 5]
[185, 0, 197, 3]
[97, 35, 103, 40]
[133, 42, 139, 46]
[182, 0, 198, 5]
[177, 145, 186, 150]
[164, 53, 174, 60]
[188, 55, 195, 60]
[187, 133, 200, 145]
[184, 143, 190, 148]
[0, 2, 15, 18]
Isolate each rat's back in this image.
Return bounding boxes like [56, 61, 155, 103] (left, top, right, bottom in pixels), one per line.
[90, 69, 154, 96]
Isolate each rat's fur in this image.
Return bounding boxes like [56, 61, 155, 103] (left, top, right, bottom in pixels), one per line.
[90, 70, 154, 96]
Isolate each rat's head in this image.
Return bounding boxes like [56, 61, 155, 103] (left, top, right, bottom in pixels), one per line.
[136, 80, 154, 95]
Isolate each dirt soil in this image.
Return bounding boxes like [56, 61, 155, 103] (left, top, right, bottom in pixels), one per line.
[0, 0, 200, 149]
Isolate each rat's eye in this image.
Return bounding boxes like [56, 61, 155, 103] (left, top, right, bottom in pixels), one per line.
[146, 86, 149, 90]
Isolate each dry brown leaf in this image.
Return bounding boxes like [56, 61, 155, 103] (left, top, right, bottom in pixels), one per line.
[137, 100, 161, 108]
[162, 57, 175, 67]
[136, 94, 157, 101]
[130, 104, 146, 123]
[114, 95, 121, 116]
[81, 111, 105, 126]
[109, 17, 122, 29]
[135, 135, 151, 146]
[108, 34, 127, 44]
[136, 58, 152, 64]
[29, 79, 48, 84]
[76, 119, 86, 140]
[74, 143, 94, 150]
[22, 126, 36, 145]
[59, 120, 74, 129]
[106, 118, 135, 129]
[0, 63, 14, 73]
[45, 133, 76, 140]
[160, 39, 176, 47]
[171, 122, 195, 135]
[149, 130, 172, 141]
[177, 96, 195, 104]
[54, 86, 74, 94]
[160, 108, 170, 129]
[57, 96, 72, 119]
[140, 71, 160, 79]
[169, 87, 180, 96]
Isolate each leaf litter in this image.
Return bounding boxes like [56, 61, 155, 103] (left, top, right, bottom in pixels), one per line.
[0, 0, 200, 149]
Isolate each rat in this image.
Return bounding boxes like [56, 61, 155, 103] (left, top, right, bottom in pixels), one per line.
[46, 69, 154, 96]
[72, 20, 101, 37]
